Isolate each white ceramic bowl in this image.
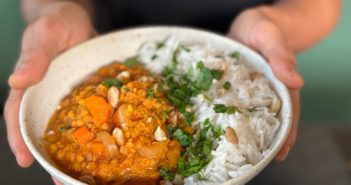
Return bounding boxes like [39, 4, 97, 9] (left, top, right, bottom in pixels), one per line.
[20, 27, 292, 185]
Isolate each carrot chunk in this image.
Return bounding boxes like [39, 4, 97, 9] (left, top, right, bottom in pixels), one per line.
[73, 126, 94, 144]
[83, 96, 112, 124]
[89, 142, 105, 155]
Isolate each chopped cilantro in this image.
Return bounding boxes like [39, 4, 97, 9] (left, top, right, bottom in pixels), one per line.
[183, 111, 195, 124]
[181, 46, 191, 52]
[163, 111, 170, 119]
[122, 87, 130, 92]
[176, 119, 221, 177]
[173, 128, 193, 147]
[213, 104, 241, 114]
[166, 125, 174, 138]
[179, 156, 206, 176]
[60, 124, 71, 132]
[167, 94, 182, 106]
[160, 74, 196, 125]
[212, 126, 224, 138]
[160, 61, 222, 126]
[160, 167, 175, 180]
[124, 56, 140, 67]
[213, 104, 226, 113]
[101, 79, 123, 88]
[201, 119, 223, 139]
[194, 61, 222, 91]
[151, 54, 158, 61]
[197, 170, 208, 181]
[223, 81, 231, 90]
[146, 87, 155, 97]
[229, 51, 241, 59]
[156, 42, 165, 49]
[247, 107, 260, 112]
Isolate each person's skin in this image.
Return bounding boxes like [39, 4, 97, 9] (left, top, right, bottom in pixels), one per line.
[228, 0, 341, 160]
[4, 0, 341, 183]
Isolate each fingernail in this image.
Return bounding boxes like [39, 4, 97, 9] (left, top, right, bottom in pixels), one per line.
[286, 146, 291, 155]
[276, 146, 291, 161]
[8, 63, 28, 88]
[288, 68, 304, 88]
[8, 73, 18, 87]
[288, 67, 299, 78]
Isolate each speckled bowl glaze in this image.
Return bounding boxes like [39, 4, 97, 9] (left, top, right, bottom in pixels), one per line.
[20, 27, 292, 185]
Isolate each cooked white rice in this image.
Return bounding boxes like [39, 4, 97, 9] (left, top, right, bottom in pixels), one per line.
[138, 36, 281, 185]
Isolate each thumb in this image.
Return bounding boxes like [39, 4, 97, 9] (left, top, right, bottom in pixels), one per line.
[8, 48, 52, 90]
[8, 16, 71, 90]
[260, 41, 304, 90]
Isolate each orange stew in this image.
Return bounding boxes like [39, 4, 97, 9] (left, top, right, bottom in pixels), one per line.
[44, 63, 182, 185]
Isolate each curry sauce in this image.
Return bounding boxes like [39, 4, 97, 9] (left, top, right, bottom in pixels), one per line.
[44, 63, 182, 185]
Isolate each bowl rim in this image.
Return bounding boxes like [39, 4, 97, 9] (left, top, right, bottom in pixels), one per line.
[19, 26, 292, 185]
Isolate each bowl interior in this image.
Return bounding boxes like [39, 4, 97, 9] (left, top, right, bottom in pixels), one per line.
[20, 27, 292, 185]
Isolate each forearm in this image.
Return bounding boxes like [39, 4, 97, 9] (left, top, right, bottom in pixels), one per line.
[256, 0, 341, 52]
[21, 0, 93, 24]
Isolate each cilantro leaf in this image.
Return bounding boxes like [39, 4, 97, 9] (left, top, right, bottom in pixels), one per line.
[213, 104, 241, 114]
[173, 128, 193, 147]
[200, 119, 223, 139]
[181, 46, 191, 52]
[124, 56, 140, 67]
[151, 54, 158, 61]
[160, 167, 175, 180]
[176, 119, 222, 177]
[156, 42, 165, 49]
[183, 111, 195, 125]
[229, 51, 240, 59]
[166, 125, 174, 138]
[223, 81, 231, 90]
[146, 87, 155, 97]
[197, 170, 208, 181]
[212, 126, 224, 138]
[194, 61, 222, 91]
[60, 124, 71, 132]
[101, 79, 123, 88]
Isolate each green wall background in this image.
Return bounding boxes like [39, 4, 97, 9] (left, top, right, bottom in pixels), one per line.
[298, 2, 351, 123]
[1, 1, 350, 123]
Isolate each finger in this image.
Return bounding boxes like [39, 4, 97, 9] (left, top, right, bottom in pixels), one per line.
[8, 15, 71, 90]
[251, 22, 304, 90]
[4, 89, 34, 167]
[52, 177, 64, 185]
[261, 42, 304, 90]
[276, 90, 300, 161]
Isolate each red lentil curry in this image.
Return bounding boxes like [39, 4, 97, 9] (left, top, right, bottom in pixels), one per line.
[44, 58, 225, 185]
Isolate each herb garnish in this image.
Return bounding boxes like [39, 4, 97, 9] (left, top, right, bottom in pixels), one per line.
[160, 167, 175, 180]
[160, 60, 222, 125]
[124, 56, 140, 67]
[201, 119, 223, 139]
[197, 170, 208, 181]
[181, 46, 191, 52]
[247, 107, 260, 112]
[223, 81, 231, 90]
[59, 124, 71, 132]
[156, 42, 165, 49]
[195, 62, 222, 92]
[146, 87, 155, 97]
[101, 79, 123, 88]
[163, 111, 170, 119]
[166, 125, 174, 138]
[213, 104, 241, 114]
[151, 54, 158, 61]
[176, 119, 223, 177]
[173, 128, 193, 147]
[229, 51, 240, 60]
